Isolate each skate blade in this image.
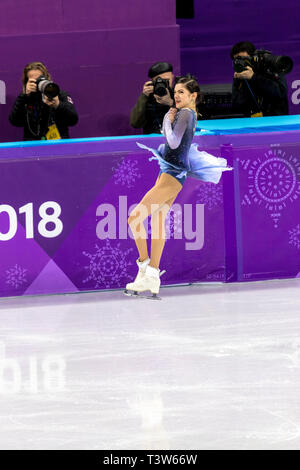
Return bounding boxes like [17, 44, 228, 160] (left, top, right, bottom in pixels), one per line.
[124, 289, 161, 300]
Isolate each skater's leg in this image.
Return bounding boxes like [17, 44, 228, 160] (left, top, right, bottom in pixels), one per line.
[150, 194, 177, 269]
[127, 175, 161, 262]
[128, 205, 149, 262]
[128, 174, 181, 262]
[124, 211, 173, 294]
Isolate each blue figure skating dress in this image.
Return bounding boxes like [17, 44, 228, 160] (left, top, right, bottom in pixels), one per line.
[137, 108, 232, 185]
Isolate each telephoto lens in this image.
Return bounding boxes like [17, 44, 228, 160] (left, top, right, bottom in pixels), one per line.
[253, 49, 294, 74]
[36, 76, 60, 99]
[263, 54, 293, 74]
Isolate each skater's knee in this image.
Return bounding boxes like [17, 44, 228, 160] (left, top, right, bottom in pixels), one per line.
[128, 212, 140, 228]
[128, 213, 135, 227]
[128, 205, 149, 227]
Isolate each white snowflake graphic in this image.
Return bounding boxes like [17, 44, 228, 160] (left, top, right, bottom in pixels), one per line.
[82, 239, 134, 289]
[289, 224, 300, 250]
[165, 208, 182, 239]
[196, 182, 223, 210]
[240, 148, 300, 228]
[113, 159, 141, 188]
[6, 264, 28, 289]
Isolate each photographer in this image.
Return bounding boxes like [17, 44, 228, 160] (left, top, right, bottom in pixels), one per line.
[130, 62, 174, 134]
[9, 61, 78, 140]
[230, 42, 289, 117]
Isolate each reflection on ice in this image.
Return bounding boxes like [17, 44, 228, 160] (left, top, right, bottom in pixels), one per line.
[0, 279, 300, 449]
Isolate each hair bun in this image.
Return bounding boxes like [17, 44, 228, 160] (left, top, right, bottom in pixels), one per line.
[185, 73, 198, 81]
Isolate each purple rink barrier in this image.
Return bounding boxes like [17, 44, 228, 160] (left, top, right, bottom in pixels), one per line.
[0, 126, 300, 298]
[0, 135, 227, 298]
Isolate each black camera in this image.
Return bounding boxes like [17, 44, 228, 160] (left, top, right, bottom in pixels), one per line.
[152, 77, 169, 97]
[35, 76, 60, 99]
[233, 49, 293, 75]
[233, 56, 253, 74]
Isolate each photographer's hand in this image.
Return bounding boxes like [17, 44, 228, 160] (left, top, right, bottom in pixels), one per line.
[143, 81, 154, 96]
[25, 79, 37, 95]
[43, 95, 60, 109]
[154, 88, 174, 106]
[234, 66, 254, 80]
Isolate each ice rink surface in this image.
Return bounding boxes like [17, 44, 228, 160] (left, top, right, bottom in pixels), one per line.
[0, 279, 300, 450]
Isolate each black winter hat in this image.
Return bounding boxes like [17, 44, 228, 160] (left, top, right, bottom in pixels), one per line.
[148, 62, 173, 78]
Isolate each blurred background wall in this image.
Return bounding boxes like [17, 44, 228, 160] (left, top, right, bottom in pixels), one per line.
[0, 0, 299, 142]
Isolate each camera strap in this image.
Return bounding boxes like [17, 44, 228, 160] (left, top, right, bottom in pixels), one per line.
[26, 103, 60, 139]
[152, 101, 163, 133]
[26, 103, 43, 138]
[244, 80, 263, 117]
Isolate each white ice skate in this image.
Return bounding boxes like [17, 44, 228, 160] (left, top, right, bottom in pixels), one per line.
[125, 257, 150, 289]
[124, 257, 151, 297]
[124, 265, 165, 300]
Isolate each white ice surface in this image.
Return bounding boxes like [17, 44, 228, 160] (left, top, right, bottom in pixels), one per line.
[0, 279, 300, 450]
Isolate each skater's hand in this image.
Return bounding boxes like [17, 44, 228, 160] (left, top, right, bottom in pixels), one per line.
[168, 107, 178, 124]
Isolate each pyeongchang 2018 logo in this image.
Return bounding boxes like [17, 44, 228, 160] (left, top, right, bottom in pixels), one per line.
[0, 80, 6, 104]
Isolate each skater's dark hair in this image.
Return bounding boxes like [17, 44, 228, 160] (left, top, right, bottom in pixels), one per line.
[174, 74, 202, 117]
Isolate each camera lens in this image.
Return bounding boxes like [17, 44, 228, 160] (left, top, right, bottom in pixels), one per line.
[37, 78, 60, 99]
[254, 49, 294, 75]
[153, 77, 168, 97]
[155, 85, 168, 97]
[43, 82, 60, 99]
[275, 56, 293, 74]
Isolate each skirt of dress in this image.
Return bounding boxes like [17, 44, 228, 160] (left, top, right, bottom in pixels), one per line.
[137, 142, 232, 185]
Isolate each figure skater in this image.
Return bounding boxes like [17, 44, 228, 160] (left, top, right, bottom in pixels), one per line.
[125, 75, 232, 298]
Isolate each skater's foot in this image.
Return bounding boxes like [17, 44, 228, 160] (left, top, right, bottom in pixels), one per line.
[126, 258, 150, 292]
[125, 265, 164, 296]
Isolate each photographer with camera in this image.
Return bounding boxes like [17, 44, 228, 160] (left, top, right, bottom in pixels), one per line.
[130, 62, 174, 134]
[230, 41, 291, 117]
[9, 61, 78, 140]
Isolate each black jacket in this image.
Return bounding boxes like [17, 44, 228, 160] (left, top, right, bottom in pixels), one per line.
[130, 92, 174, 134]
[9, 90, 78, 140]
[232, 72, 289, 117]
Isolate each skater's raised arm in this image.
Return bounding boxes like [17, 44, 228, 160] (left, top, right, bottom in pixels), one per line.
[162, 108, 194, 149]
